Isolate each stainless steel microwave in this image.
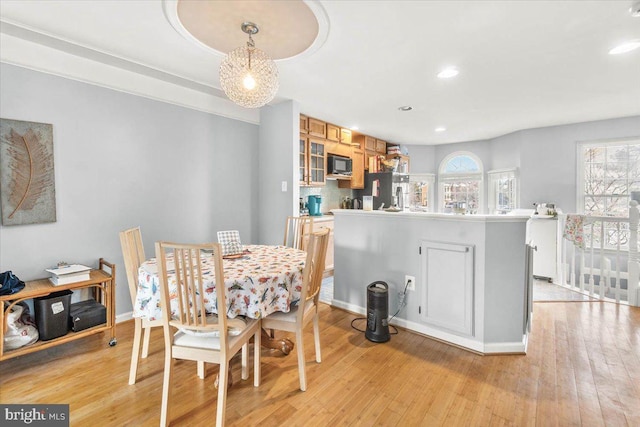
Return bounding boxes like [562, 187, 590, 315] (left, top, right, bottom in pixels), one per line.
[327, 155, 352, 175]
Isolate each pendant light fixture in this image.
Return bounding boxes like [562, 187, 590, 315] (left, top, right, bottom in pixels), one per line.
[219, 22, 279, 109]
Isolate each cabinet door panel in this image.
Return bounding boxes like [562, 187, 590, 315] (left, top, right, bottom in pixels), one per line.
[308, 118, 326, 138]
[420, 241, 474, 336]
[340, 128, 352, 145]
[326, 124, 340, 142]
[308, 138, 326, 186]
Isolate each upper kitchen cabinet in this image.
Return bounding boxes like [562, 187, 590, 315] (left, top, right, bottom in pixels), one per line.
[340, 128, 352, 145]
[300, 134, 326, 187]
[300, 115, 309, 134]
[308, 118, 326, 138]
[327, 123, 340, 142]
[355, 134, 386, 172]
[363, 135, 376, 151]
[327, 124, 353, 146]
[339, 146, 364, 190]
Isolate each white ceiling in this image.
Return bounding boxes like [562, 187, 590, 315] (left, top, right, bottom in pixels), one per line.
[1, 0, 639, 145]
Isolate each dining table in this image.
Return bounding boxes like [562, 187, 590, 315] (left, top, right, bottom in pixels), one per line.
[133, 244, 307, 355]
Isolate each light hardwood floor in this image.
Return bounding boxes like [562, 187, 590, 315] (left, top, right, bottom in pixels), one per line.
[1, 301, 639, 426]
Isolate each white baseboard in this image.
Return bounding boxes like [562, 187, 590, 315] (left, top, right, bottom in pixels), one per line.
[331, 298, 527, 354]
[116, 311, 133, 324]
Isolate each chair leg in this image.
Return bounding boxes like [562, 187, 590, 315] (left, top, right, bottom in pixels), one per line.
[253, 328, 261, 387]
[160, 352, 173, 427]
[141, 324, 152, 358]
[296, 329, 307, 391]
[313, 313, 322, 363]
[197, 361, 205, 379]
[216, 361, 230, 427]
[241, 343, 248, 380]
[128, 318, 143, 385]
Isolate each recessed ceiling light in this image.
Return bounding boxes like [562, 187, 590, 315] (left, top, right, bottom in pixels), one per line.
[437, 67, 459, 79]
[609, 40, 640, 55]
[350, 126, 359, 130]
[435, 127, 446, 132]
[398, 106, 413, 111]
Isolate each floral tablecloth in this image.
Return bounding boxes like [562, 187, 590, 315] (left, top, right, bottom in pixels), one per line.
[133, 245, 306, 320]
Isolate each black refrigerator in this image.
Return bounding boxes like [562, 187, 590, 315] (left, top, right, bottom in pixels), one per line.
[356, 172, 410, 210]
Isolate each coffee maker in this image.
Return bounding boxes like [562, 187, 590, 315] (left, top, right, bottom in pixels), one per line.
[307, 195, 322, 216]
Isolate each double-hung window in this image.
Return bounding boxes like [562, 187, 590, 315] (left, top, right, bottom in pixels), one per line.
[577, 138, 640, 248]
[578, 139, 640, 217]
[487, 168, 518, 214]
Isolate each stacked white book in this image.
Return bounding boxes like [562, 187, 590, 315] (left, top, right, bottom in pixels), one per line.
[387, 146, 401, 155]
[46, 264, 91, 286]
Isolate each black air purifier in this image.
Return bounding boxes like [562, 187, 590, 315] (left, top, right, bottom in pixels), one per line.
[365, 281, 390, 343]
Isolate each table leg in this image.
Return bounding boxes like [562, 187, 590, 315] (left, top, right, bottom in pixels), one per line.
[260, 328, 294, 355]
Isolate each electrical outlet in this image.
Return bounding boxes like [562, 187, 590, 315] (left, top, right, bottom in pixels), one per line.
[405, 275, 415, 291]
[281, 181, 287, 192]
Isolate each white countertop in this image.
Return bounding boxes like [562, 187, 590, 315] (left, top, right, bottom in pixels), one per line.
[308, 214, 334, 222]
[330, 209, 529, 222]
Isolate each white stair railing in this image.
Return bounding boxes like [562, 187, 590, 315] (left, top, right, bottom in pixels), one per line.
[628, 200, 639, 306]
[558, 201, 640, 306]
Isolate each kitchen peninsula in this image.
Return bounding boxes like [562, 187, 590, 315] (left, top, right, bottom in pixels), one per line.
[331, 210, 531, 354]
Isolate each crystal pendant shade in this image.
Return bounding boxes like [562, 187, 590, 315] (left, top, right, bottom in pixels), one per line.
[220, 37, 279, 109]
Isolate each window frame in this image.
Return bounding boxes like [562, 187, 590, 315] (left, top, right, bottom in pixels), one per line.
[409, 173, 436, 212]
[438, 151, 484, 214]
[487, 168, 518, 214]
[576, 137, 640, 217]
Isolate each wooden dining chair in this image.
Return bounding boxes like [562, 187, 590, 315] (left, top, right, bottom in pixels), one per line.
[119, 226, 163, 385]
[262, 228, 329, 391]
[156, 241, 261, 427]
[283, 216, 314, 250]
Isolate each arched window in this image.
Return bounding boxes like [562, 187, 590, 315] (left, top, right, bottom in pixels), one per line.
[438, 152, 483, 214]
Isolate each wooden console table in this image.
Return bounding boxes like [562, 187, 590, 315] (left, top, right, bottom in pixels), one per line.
[0, 258, 116, 361]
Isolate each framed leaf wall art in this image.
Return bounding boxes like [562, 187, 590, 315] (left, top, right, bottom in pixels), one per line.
[0, 118, 57, 226]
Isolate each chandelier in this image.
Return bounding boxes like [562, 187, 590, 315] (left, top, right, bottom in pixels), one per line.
[219, 22, 279, 109]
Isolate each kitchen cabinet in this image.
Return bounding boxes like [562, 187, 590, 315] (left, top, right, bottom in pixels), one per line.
[420, 240, 475, 336]
[327, 123, 340, 142]
[354, 134, 379, 172]
[300, 115, 308, 134]
[308, 118, 327, 138]
[300, 135, 326, 186]
[375, 139, 387, 154]
[326, 125, 352, 145]
[305, 217, 334, 276]
[363, 135, 376, 151]
[340, 128, 352, 145]
[338, 147, 364, 190]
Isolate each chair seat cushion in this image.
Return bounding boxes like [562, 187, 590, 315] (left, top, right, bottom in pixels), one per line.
[174, 330, 222, 350]
[178, 315, 247, 338]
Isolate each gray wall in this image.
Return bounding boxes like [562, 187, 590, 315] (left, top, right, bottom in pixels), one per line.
[258, 100, 299, 245]
[406, 116, 640, 213]
[0, 63, 259, 315]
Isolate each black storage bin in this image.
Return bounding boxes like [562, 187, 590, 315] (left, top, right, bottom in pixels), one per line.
[34, 290, 73, 341]
[69, 299, 106, 332]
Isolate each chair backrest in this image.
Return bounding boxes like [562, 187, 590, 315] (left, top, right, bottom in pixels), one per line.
[119, 227, 146, 306]
[297, 228, 330, 320]
[155, 241, 229, 342]
[284, 216, 314, 250]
